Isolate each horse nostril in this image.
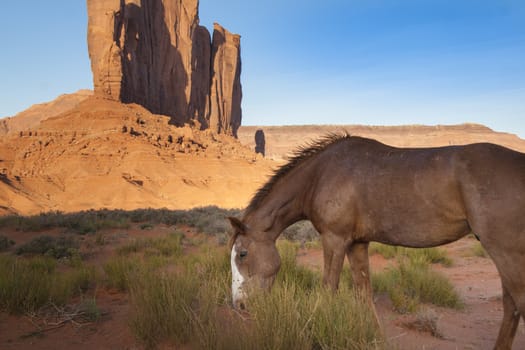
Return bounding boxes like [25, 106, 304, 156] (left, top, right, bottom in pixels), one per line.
[239, 302, 246, 310]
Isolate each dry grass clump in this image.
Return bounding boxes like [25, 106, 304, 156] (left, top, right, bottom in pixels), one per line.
[470, 241, 489, 258]
[372, 257, 463, 313]
[0, 255, 95, 314]
[404, 307, 443, 338]
[117, 231, 184, 257]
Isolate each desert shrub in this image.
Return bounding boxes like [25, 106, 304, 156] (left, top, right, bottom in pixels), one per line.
[15, 235, 80, 259]
[282, 220, 319, 242]
[0, 255, 95, 314]
[470, 241, 489, 258]
[184, 206, 242, 235]
[0, 211, 67, 232]
[0, 235, 15, 251]
[404, 307, 443, 338]
[63, 210, 131, 234]
[370, 243, 453, 267]
[372, 257, 462, 313]
[0, 207, 242, 236]
[77, 297, 102, 322]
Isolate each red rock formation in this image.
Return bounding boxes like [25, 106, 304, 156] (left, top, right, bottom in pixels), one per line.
[86, 0, 242, 136]
[210, 23, 242, 137]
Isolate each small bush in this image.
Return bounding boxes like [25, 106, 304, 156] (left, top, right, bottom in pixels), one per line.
[78, 297, 102, 322]
[404, 308, 443, 338]
[15, 235, 79, 259]
[282, 220, 319, 242]
[0, 235, 15, 251]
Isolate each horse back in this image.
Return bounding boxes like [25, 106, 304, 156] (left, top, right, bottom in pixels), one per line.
[307, 140, 525, 247]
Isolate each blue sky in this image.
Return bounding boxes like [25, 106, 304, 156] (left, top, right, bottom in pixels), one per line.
[1, 1, 524, 137]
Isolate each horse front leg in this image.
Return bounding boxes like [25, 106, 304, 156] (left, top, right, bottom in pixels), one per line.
[347, 242, 381, 328]
[321, 233, 346, 291]
[494, 284, 520, 350]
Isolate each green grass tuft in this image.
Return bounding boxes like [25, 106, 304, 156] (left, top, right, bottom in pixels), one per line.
[372, 257, 462, 313]
[0, 255, 96, 314]
[276, 240, 319, 291]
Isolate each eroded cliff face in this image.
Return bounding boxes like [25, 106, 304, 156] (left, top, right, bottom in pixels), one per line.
[86, 0, 242, 136]
[210, 23, 242, 137]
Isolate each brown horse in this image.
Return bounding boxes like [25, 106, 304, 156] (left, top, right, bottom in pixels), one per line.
[229, 133, 525, 350]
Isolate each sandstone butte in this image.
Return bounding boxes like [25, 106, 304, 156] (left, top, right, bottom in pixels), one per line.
[87, 0, 242, 136]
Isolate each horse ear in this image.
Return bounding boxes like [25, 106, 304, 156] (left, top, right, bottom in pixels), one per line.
[228, 217, 247, 235]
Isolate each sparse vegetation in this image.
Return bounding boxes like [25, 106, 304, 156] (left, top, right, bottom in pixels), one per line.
[0, 209, 467, 348]
[127, 243, 384, 350]
[0, 206, 241, 234]
[15, 235, 80, 259]
[117, 231, 184, 257]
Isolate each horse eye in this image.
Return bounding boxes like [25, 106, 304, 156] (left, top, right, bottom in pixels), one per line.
[239, 250, 248, 259]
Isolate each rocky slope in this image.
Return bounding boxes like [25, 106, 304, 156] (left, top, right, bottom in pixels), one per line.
[0, 97, 269, 216]
[0, 90, 93, 136]
[87, 0, 242, 135]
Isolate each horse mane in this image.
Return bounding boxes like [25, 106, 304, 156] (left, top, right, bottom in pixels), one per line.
[244, 132, 352, 217]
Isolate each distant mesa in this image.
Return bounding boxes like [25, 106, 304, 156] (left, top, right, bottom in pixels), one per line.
[87, 0, 242, 136]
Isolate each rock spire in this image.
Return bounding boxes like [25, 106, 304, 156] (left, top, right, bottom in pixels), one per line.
[87, 0, 242, 136]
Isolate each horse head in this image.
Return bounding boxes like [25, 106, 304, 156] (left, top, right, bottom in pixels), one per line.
[228, 217, 281, 310]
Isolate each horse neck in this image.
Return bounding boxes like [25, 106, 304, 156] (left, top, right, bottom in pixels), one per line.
[244, 169, 310, 241]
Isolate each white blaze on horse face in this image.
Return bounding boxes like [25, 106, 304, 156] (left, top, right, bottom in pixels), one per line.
[231, 244, 246, 307]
